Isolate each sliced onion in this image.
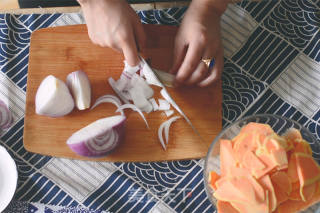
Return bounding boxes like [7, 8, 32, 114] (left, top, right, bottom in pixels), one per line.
[91, 95, 124, 115]
[108, 77, 130, 104]
[130, 74, 154, 99]
[158, 99, 170, 111]
[164, 116, 181, 144]
[128, 86, 153, 113]
[141, 58, 163, 87]
[164, 110, 174, 117]
[67, 115, 126, 157]
[160, 88, 198, 135]
[157, 116, 181, 150]
[153, 68, 175, 88]
[0, 100, 13, 130]
[158, 123, 167, 150]
[116, 104, 149, 129]
[149, 98, 158, 111]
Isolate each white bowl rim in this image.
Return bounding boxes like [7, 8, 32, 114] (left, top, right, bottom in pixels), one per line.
[0, 145, 18, 212]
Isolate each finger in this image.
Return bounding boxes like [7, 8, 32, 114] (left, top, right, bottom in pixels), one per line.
[184, 62, 208, 85]
[184, 47, 215, 85]
[198, 49, 223, 87]
[121, 30, 140, 66]
[170, 37, 187, 74]
[175, 42, 205, 84]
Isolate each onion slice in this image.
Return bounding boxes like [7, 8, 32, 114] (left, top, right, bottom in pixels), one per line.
[160, 88, 198, 134]
[158, 116, 181, 150]
[108, 77, 130, 104]
[116, 104, 149, 129]
[164, 116, 181, 144]
[164, 110, 174, 117]
[158, 123, 167, 150]
[150, 98, 158, 111]
[153, 68, 175, 88]
[0, 100, 13, 130]
[158, 99, 170, 111]
[91, 95, 124, 115]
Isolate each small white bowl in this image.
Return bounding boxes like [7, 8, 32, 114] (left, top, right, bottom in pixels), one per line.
[0, 145, 18, 212]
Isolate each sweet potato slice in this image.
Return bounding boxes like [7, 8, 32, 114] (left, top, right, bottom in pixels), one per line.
[271, 171, 292, 195]
[296, 153, 320, 187]
[220, 139, 237, 176]
[208, 171, 220, 191]
[217, 200, 239, 213]
[259, 174, 277, 211]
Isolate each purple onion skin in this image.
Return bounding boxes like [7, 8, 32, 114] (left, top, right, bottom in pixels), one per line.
[0, 100, 13, 130]
[67, 117, 126, 158]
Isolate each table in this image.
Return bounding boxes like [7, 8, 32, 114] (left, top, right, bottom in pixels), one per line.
[1, 1, 320, 212]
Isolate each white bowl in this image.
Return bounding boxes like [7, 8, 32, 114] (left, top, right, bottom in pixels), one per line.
[0, 145, 18, 212]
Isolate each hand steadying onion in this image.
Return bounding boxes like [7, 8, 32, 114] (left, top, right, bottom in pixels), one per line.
[35, 75, 74, 117]
[67, 115, 126, 157]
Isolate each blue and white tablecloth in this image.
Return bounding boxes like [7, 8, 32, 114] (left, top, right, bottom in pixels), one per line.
[1, 1, 320, 212]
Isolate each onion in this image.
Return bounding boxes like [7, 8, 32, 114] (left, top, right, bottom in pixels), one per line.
[130, 74, 154, 99]
[35, 75, 74, 117]
[160, 88, 197, 134]
[67, 115, 126, 157]
[141, 58, 163, 87]
[116, 104, 149, 129]
[164, 116, 180, 144]
[91, 95, 124, 115]
[158, 116, 181, 150]
[149, 98, 158, 111]
[0, 100, 13, 130]
[108, 77, 130, 104]
[128, 86, 153, 113]
[158, 99, 170, 111]
[66, 71, 91, 110]
[153, 68, 175, 88]
[164, 110, 174, 117]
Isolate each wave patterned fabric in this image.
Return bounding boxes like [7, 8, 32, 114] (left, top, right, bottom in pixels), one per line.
[1, 1, 320, 212]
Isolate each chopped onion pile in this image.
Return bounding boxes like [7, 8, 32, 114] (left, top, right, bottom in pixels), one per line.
[66, 70, 91, 110]
[0, 99, 13, 130]
[107, 59, 195, 150]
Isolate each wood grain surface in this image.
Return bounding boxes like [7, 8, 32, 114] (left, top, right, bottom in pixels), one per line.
[23, 24, 222, 162]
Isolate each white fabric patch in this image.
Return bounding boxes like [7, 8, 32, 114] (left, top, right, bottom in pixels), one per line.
[221, 4, 258, 58]
[41, 158, 117, 202]
[271, 54, 320, 117]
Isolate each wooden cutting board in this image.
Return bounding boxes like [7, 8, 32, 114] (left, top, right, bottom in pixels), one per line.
[23, 24, 222, 162]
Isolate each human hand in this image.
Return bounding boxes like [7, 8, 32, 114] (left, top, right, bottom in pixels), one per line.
[79, 0, 146, 66]
[170, 0, 228, 87]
